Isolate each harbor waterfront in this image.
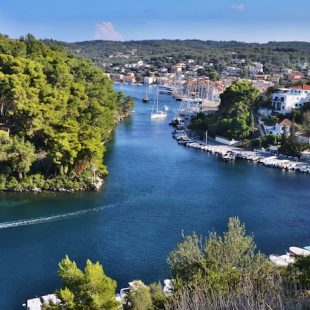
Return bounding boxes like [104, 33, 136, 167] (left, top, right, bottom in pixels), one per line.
[0, 84, 309, 309]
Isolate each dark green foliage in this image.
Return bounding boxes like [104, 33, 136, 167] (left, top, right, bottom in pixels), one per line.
[188, 112, 214, 138]
[292, 256, 310, 288]
[215, 81, 260, 139]
[302, 110, 310, 135]
[167, 217, 310, 309]
[49, 40, 310, 73]
[0, 35, 133, 191]
[124, 281, 153, 310]
[189, 81, 260, 140]
[44, 256, 119, 310]
[149, 282, 166, 310]
[279, 125, 304, 157]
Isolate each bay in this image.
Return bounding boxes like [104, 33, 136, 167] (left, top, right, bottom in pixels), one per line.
[0, 84, 309, 309]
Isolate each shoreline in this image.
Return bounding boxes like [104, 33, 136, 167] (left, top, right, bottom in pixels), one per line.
[172, 127, 310, 174]
[0, 176, 105, 193]
[0, 111, 132, 194]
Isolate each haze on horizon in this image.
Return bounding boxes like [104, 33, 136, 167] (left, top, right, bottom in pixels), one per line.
[0, 0, 310, 43]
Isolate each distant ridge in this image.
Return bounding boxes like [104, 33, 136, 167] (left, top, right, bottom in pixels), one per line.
[44, 38, 310, 71]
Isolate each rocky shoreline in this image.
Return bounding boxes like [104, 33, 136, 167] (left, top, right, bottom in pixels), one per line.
[0, 177, 105, 193]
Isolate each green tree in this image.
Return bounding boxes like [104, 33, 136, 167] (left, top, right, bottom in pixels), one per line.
[167, 218, 290, 309]
[54, 256, 119, 310]
[124, 281, 153, 310]
[149, 282, 166, 310]
[8, 137, 36, 179]
[302, 110, 310, 135]
[279, 124, 303, 157]
[213, 80, 260, 140]
[208, 70, 220, 81]
[0, 34, 133, 191]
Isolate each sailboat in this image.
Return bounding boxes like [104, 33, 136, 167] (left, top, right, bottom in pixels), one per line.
[151, 89, 167, 119]
[142, 85, 150, 103]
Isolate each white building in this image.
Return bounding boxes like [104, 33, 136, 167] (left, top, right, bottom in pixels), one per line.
[144, 76, 156, 84]
[247, 62, 264, 77]
[275, 119, 293, 135]
[221, 66, 241, 77]
[272, 85, 310, 113]
[25, 294, 60, 310]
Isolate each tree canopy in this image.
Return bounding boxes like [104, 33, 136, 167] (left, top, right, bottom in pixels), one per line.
[0, 34, 133, 191]
[189, 80, 260, 140]
[44, 256, 119, 310]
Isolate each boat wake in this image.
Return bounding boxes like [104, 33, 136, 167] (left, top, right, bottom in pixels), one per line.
[0, 204, 116, 230]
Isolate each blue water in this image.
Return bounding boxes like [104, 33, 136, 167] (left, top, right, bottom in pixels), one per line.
[0, 84, 309, 309]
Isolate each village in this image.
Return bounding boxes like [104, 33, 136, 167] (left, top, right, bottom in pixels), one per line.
[105, 54, 310, 160]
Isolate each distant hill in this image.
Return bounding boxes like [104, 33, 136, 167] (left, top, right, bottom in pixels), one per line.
[45, 39, 310, 71]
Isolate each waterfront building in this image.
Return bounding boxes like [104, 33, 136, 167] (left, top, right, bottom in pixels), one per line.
[272, 84, 310, 113]
[123, 72, 136, 84]
[144, 76, 156, 84]
[275, 119, 293, 135]
[25, 294, 60, 310]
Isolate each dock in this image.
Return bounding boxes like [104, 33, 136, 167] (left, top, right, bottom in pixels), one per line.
[172, 129, 310, 174]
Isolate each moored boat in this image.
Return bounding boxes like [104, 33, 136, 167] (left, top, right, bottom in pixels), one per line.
[289, 246, 310, 256]
[142, 85, 150, 103]
[151, 89, 167, 119]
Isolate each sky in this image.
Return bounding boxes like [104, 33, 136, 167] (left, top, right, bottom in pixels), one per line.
[0, 0, 310, 43]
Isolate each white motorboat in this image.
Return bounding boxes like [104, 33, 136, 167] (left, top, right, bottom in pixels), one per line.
[151, 111, 167, 119]
[289, 246, 310, 256]
[269, 254, 294, 267]
[164, 105, 169, 111]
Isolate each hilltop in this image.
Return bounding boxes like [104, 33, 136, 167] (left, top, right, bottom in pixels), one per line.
[47, 39, 310, 71]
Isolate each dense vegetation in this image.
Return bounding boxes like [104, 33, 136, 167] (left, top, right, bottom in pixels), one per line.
[166, 218, 310, 309]
[49, 39, 310, 73]
[0, 34, 133, 192]
[189, 80, 260, 140]
[46, 218, 310, 309]
[43, 256, 119, 310]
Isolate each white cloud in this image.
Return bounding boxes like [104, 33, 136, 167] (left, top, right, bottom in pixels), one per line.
[94, 22, 123, 41]
[230, 4, 246, 12]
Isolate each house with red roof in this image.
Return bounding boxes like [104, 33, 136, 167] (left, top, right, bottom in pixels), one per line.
[275, 119, 293, 135]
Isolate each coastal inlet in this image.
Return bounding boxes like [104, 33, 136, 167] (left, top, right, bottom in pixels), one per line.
[0, 84, 309, 310]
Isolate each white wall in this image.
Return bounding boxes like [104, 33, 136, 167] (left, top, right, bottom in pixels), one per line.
[215, 136, 239, 146]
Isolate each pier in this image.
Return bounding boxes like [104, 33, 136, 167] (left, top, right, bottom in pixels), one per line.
[172, 129, 310, 174]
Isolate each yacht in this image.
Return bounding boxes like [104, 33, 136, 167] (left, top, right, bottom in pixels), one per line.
[142, 85, 150, 103]
[151, 89, 167, 119]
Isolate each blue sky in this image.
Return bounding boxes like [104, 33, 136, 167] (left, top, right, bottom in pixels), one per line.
[0, 0, 310, 43]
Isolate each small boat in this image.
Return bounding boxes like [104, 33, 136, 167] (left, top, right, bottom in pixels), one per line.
[289, 246, 310, 257]
[269, 254, 295, 267]
[142, 85, 150, 103]
[164, 105, 169, 111]
[151, 89, 167, 119]
[151, 110, 167, 119]
[221, 152, 236, 162]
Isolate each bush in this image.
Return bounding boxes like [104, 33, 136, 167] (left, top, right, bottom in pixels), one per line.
[167, 217, 308, 310]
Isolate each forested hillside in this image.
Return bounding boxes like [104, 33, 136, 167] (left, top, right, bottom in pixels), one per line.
[50, 39, 310, 71]
[0, 34, 133, 192]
